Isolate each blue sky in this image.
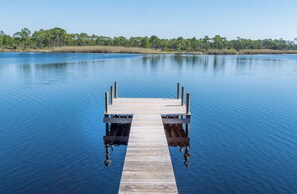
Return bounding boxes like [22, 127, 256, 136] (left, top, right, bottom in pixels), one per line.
[1, 0, 296, 40]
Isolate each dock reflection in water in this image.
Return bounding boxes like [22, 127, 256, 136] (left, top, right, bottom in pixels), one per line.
[103, 115, 190, 168]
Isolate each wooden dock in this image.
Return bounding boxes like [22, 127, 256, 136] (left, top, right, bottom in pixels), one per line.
[104, 82, 191, 194]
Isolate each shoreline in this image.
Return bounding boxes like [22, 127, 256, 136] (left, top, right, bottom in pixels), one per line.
[1, 46, 297, 55]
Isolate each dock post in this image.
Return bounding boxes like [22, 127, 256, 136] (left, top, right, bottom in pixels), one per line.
[177, 82, 180, 99]
[114, 81, 118, 98]
[186, 92, 190, 138]
[105, 91, 109, 113]
[186, 123, 190, 137]
[186, 93, 190, 115]
[105, 121, 109, 135]
[181, 87, 185, 105]
[110, 86, 113, 105]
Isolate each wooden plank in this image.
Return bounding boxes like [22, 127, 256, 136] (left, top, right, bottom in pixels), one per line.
[119, 113, 178, 193]
[120, 183, 177, 193]
[103, 136, 128, 144]
[103, 117, 132, 124]
[162, 118, 190, 124]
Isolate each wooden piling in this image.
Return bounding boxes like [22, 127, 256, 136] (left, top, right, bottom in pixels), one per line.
[105, 91, 109, 113]
[105, 122, 109, 135]
[177, 83, 180, 99]
[186, 93, 190, 115]
[114, 81, 118, 98]
[186, 122, 190, 137]
[110, 86, 113, 105]
[181, 87, 185, 105]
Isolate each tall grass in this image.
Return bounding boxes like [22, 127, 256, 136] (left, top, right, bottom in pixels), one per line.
[2, 46, 297, 55]
[0, 48, 51, 52]
[52, 46, 162, 54]
[205, 49, 238, 55]
[51, 47, 297, 55]
[239, 49, 297, 54]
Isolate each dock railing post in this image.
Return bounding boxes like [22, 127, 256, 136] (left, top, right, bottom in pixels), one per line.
[114, 81, 118, 98]
[181, 87, 185, 105]
[105, 91, 109, 114]
[186, 92, 191, 137]
[110, 86, 113, 105]
[186, 93, 190, 115]
[177, 82, 180, 99]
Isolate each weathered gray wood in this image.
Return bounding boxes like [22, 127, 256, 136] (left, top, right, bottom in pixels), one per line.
[162, 118, 190, 124]
[186, 121, 190, 137]
[120, 183, 177, 193]
[110, 86, 113, 105]
[104, 136, 128, 142]
[114, 81, 118, 98]
[177, 82, 180, 99]
[120, 114, 178, 193]
[103, 97, 190, 194]
[181, 86, 185, 105]
[103, 117, 132, 124]
[105, 91, 108, 113]
[186, 92, 190, 115]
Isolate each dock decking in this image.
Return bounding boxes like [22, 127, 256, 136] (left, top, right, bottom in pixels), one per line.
[103, 83, 190, 194]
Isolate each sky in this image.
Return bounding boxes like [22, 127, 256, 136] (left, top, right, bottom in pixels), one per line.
[1, 0, 297, 40]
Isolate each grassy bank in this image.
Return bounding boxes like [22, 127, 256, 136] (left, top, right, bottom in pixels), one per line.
[49, 47, 297, 55]
[52, 46, 162, 54]
[202, 49, 297, 55]
[0, 48, 51, 52]
[2, 46, 297, 55]
[239, 49, 297, 54]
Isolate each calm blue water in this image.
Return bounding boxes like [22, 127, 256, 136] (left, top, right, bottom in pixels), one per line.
[1, 53, 297, 194]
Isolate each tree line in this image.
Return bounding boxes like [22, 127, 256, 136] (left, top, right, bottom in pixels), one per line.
[1, 27, 297, 51]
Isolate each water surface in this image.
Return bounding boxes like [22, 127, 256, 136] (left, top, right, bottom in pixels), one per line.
[1, 53, 297, 193]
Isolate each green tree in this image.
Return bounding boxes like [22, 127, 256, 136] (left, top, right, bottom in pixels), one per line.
[202, 36, 211, 50]
[50, 28, 67, 47]
[129, 37, 143, 47]
[32, 29, 47, 48]
[14, 28, 31, 49]
[2, 27, 297, 52]
[141, 37, 151, 48]
[113, 36, 128, 46]
[213, 35, 226, 49]
[149, 35, 161, 49]
[0, 31, 4, 47]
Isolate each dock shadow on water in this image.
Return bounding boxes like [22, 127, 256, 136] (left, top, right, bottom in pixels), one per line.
[162, 115, 191, 168]
[102, 115, 190, 168]
[103, 115, 132, 167]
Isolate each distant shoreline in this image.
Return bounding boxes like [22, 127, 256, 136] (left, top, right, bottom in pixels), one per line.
[1, 46, 297, 55]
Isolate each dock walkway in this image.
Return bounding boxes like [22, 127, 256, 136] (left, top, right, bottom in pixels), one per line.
[103, 83, 190, 193]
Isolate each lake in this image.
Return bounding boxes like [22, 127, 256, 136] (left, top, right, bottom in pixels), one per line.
[1, 53, 297, 194]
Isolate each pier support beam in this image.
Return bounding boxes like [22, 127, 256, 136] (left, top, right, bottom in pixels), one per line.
[177, 83, 180, 99]
[105, 91, 109, 113]
[186, 122, 190, 137]
[181, 87, 185, 105]
[114, 81, 118, 98]
[110, 86, 113, 105]
[186, 93, 190, 115]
